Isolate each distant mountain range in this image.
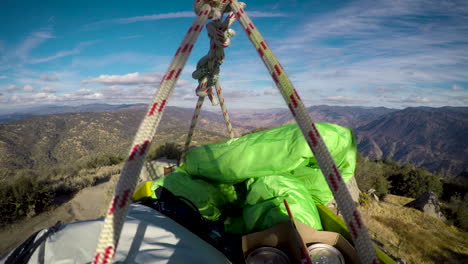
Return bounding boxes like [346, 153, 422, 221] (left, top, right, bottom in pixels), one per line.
[356, 107, 468, 178]
[0, 104, 466, 178]
[0, 105, 245, 173]
[0, 104, 145, 123]
[228, 105, 396, 129]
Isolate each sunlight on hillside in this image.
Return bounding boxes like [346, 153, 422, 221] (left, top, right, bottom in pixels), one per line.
[361, 194, 468, 263]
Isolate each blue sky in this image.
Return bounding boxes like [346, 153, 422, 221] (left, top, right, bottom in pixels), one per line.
[0, 0, 467, 111]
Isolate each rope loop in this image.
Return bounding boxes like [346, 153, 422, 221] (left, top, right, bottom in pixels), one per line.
[194, 0, 231, 20]
[191, 3, 243, 105]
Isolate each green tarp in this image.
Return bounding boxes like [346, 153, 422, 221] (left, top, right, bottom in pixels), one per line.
[151, 123, 357, 234]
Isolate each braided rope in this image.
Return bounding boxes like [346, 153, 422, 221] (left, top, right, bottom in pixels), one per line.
[93, 1, 378, 263]
[181, 6, 240, 161]
[92, 4, 212, 264]
[181, 79, 234, 163]
[181, 96, 205, 162]
[214, 80, 235, 138]
[192, 3, 241, 103]
[228, 1, 379, 263]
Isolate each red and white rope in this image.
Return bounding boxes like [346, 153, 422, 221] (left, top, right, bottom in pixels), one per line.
[93, 0, 379, 263]
[214, 80, 235, 138]
[182, 6, 239, 161]
[92, 4, 212, 264]
[181, 96, 205, 162]
[181, 79, 234, 163]
[228, 0, 379, 263]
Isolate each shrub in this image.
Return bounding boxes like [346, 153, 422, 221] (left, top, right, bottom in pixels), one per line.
[442, 193, 468, 231]
[81, 153, 124, 169]
[0, 173, 53, 226]
[359, 192, 372, 208]
[354, 154, 390, 199]
[147, 142, 182, 161]
[441, 177, 468, 202]
[0, 168, 14, 182]
[356, 154, 442, 199]
[241, 127, 270, 136]
[388, 165, 443, 198]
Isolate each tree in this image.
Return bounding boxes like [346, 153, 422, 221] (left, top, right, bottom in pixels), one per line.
[354, 153, 390, 199]
[388, 166, 442, 198]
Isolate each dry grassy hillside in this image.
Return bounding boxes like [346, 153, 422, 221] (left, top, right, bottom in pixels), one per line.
[0, 165, 121, 257]
[0, 106, 247, 174]
[361, 194, 468, 263]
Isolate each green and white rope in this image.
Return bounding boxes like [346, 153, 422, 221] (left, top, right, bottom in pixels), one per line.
[228, 0, 379, 263]
[92, 3, 216, 264]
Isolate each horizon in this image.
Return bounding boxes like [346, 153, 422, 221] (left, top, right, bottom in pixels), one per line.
[1, 0, 467, 110]
[1, 102, 467, 116]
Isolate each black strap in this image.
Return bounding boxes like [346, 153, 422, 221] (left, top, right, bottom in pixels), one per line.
[142, 187, 245, 263]
[5, 221, 62, 264]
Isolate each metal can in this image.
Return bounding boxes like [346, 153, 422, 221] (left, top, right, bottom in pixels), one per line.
[246, 247, 291, 264]
[307, 243, 345, 264]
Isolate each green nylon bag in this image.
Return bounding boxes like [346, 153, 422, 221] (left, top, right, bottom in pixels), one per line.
[151, 123, 357, 234]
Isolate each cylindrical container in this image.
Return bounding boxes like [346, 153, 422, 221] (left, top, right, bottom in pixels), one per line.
[246, 247, 291, 264]
[308, 243, 345, 264]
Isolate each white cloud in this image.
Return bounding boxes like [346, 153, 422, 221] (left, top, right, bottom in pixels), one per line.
[452, 84, 464, 91]
[83, 72, 163, 85]
[223, 89, 263, 98]
[0, 75, 6, 79]
[263, 87, 280, 96]
[33, 92, 57, 100]
[119, 35, 144, 40]
[0, 40, 5, 53]
[23, 84, 34, 92]
[40, 75, 59, 81]
[82, 72, 191, 87]
[74, 88, 94, 96]
[319, 95, 367, 105]
[71, 52, 160, 68]
[15, 27, 54, 60]
[267, 0, 468, 108]
[41, 86, 57, 93]
[402, 96, 431, 103]
[29, 50, 79, 64]
[101, 85, 122, 93]
[83, 12, 194, 30]
[83, 11, 289, 30]
[247, 11, 289, 18]
[29, 40, 98, 64]
[6, 85, 19, 92]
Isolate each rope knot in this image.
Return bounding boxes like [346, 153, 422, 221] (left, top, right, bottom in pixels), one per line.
[193, 0, 230, 20]
[207, 20, 236, 49]
[192, 3, 244, 105]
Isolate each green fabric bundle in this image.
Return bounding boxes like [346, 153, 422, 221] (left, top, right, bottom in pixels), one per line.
[151, 123, 357, 234]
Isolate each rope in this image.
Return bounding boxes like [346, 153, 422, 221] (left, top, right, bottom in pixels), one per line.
[93, 1, 379, 263]
[214, 80, 235, 138]
[191, 4, 240, 103]
[92, 3, 216, 264]
[181, 5, 241, 161]
[181, 96, 205, 162]
[228, 1, 380, 263]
